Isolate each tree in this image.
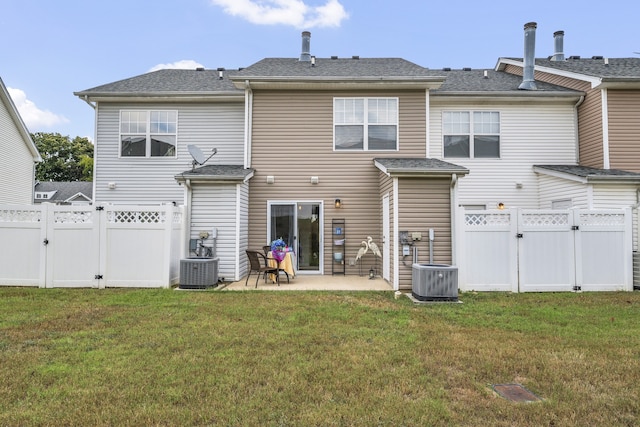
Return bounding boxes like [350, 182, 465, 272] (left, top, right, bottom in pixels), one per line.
[32, 132, 94, 182]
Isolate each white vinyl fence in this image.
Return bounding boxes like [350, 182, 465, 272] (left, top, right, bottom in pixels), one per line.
[458, 208, 633, 292]
[0, 203, 185, 288]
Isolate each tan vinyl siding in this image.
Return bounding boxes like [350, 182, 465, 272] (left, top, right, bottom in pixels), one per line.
[247, 90, 427, 275]
[607, 90, 640, 172]
[396, 178, 451, 290]
[0, 99, 36, 204]
[94, 101, 244, 204]
[430, 100, 577, 209]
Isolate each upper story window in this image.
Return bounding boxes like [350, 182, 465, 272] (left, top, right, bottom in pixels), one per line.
[334, 98, 398, 150]
[120, 110, 177, 157]
[443, 111, 500, 158]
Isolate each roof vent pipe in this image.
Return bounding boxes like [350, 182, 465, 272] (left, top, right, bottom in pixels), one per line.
[299, 31, 311, 62]
[519, 22, 538, 90]
[551, 30, 565, 61]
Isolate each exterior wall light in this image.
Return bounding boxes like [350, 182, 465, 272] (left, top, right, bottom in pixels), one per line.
[334, 198, 341, 208]
[498, 202, 505, 210]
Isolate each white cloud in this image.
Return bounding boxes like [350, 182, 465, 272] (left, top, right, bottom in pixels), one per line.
[210, 0, 348, 28]
[148, 59, 205, 72]
[7, 87, 69, 130]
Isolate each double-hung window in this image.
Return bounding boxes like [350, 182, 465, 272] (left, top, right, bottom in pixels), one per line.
[334, 98, 398, 150]
[120, 110, 177, 157]
[443, 111, 500, 158]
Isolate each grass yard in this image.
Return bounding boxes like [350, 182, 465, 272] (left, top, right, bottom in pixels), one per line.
[0, 288, 639, 426]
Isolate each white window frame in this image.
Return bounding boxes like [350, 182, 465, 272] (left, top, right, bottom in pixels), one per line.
[333, 97, 399, 151]
[443, 110, 500, 159]
[119, 110, 178, 158]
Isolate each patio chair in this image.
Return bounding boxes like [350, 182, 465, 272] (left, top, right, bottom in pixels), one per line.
[245, 250, 280, 288]
[262, 245, 271, 256]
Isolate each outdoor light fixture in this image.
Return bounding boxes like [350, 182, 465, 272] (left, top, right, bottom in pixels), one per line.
[498, 202, 505, 210]
[334, 198, 341, 208]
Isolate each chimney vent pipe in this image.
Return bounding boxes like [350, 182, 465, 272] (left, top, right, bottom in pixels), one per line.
[299, 31, 311, 62]
[551, 30, 565, 61]
[519, 22, 538, 91]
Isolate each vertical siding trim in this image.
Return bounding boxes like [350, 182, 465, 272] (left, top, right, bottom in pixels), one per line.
[601, 88, 610, 169]
[392, 176, 400, 291]
[425, 89, 430, 158]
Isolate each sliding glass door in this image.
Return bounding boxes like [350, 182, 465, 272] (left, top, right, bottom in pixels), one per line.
[269, 202, 322, 273]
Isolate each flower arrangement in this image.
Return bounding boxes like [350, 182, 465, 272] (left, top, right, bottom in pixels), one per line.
[270, 238, 287, 252]
[270, 238, 288, 262]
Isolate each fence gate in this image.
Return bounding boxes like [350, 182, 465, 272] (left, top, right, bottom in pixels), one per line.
[0, 203, 184, 288]
[45, 205, 101, 288]
[460, 208, 632, 292]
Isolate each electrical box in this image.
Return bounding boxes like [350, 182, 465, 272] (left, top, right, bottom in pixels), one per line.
[412, 232, 422, 241]
[402, 245, 411, 256]
[399, 231, 410, 245]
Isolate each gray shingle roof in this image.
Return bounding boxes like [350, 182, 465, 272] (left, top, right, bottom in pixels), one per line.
[535, 165, 640, 182]
[175, 165, 254, 182]
[535, 57, 640, 79]
[34, 181, 93, 203]
[233, 57, 439, 78]
[374, 157, 469, 176]
[502, 57, 640, 80]
[75, 69, 243, 97]
[432, 68, 579, 94]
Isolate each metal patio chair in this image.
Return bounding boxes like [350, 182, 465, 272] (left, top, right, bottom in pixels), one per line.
[245, 249, 280, 288]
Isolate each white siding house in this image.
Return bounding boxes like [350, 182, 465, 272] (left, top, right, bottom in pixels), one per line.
[0, 77, 41, 204]
[429, 70, 582, 210]
[75, 69, 252, 282]
[92, 102, 245, 205]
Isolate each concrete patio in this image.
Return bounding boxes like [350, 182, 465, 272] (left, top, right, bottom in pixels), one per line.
[221, 274, 394, 291]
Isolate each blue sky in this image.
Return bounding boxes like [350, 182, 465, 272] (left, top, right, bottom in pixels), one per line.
[2, 0, 638, 140]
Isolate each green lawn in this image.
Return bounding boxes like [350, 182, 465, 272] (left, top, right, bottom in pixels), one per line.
[1, 288, 639, 426]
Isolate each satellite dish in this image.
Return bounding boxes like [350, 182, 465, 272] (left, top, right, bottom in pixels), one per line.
[187, 145, 217, 170]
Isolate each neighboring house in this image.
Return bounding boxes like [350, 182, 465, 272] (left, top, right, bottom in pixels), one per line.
[75, 27, 640, 290]
[33, 181, 93, 205]
[0, 77, 41, 204]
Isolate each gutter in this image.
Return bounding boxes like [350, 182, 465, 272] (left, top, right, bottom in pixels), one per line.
[573, 95, 585, 163]
[244, 80, 253, 168]
[79, 95, 96, 109]
[184, 179, 192, 243]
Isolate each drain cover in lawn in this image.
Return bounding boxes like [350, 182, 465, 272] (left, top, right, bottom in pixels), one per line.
[492, 383, 542, 402]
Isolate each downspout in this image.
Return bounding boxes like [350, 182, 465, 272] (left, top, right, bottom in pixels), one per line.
[244, 80, 253, 168]
[601, 88, 610, 169]
[573, 95, 585, 163]
[184, 179, 193, 243]
[80, 95, 98, 204]
[450, 174, 459, 265]
[425, 89, 430, 158]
